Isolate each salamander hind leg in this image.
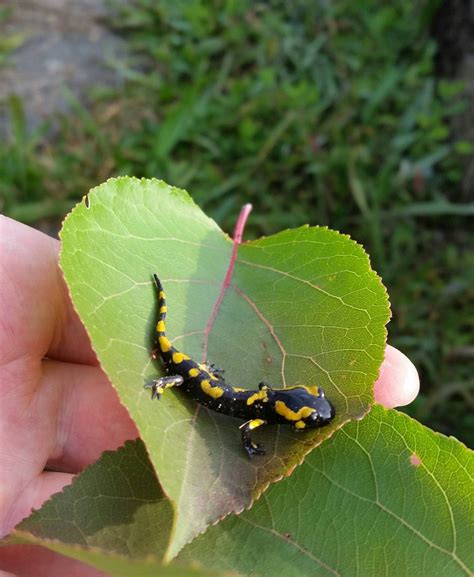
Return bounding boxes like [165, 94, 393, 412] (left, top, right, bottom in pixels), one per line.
[258, 382, 273, 391]
[144, 375, 184, 400]
[239, 419, 267, 457]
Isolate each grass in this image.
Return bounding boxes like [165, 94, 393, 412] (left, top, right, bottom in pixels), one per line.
[0, 6, 23, 66]
[0, 0, 472, 445]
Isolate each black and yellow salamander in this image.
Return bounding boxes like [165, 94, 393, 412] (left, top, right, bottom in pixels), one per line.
[145, 274, 336, 457]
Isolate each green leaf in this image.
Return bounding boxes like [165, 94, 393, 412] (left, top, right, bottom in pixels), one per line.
[6, 537, 226, 577]
[13, 440, 173, 559]
[454, 141, 474, 156]
[10, 441, 227, 577]
[179, 405, 474, 576]
[11, 407, 472, 576]
[59, 177, 390, 556]
[9, 539, 228, 577]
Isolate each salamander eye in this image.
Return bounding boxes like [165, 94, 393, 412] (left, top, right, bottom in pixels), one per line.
[318, 387, 325, 398]
[308, 411, 321, 424]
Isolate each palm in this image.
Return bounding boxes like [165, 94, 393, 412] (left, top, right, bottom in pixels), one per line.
[0, 217, 137, 575]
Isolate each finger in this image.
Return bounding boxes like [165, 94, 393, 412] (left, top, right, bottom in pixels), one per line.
[2, 471, 74, 537]
[0, 359, 137, 536]
[0, 216, 96, 366]
[374, 344, 420, 408]
[0, 357, 64, 537]
[0, 545, 108, 577]
[40, 360, 138, 473]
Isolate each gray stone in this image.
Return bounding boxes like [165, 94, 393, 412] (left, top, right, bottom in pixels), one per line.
[0, 0, 127, 135]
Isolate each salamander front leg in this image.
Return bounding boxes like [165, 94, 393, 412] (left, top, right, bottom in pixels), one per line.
[204, 361, 226, 381]
[144, 375, 184, 400]
[239, 419, 267, 457]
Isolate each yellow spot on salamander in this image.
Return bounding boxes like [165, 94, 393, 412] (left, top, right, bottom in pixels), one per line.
[172, 352, 190, 364]
[159, 291, 165, 299]
[246, 390, 268, 405]
[156, 320, 166, 332]
[159, 336, 171, 352]
[239, 419, 265, 431]
[188, 368, 200, 378]
[249, 419, 265, 430]
[284, 385, 320, 396]
[233, 387, 246, 392]
[201, 379, 224, 399]
[295, 420, 306, 429]
[159, 305, 167, 314]
[275, 401, 315, 421]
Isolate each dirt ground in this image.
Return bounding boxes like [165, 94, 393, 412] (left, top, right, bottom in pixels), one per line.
[0, 0, 125, 134]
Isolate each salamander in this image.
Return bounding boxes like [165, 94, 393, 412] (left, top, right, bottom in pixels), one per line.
[145, 274, 336, 457]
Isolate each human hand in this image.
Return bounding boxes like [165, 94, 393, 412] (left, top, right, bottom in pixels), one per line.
[0, 216, 138, 577]
[0, 216, 419, 576]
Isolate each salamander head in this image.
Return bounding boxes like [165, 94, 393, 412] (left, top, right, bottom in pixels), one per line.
[305, 387, 336, 428]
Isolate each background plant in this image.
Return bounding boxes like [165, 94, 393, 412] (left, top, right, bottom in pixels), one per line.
[0, 0, 472, 445]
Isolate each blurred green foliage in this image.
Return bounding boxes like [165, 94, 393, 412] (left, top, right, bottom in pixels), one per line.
[0, 6, 24, 66]
[0, 0, 472, 445]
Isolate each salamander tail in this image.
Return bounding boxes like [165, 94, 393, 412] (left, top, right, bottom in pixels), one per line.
[153, 274, 173, 357]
